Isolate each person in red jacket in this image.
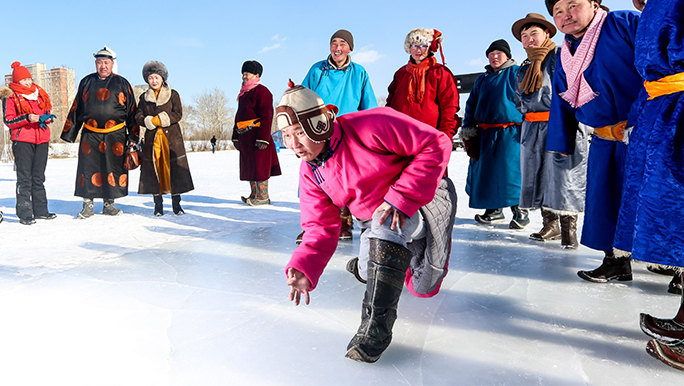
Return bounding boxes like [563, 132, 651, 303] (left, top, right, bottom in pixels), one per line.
[0, 62, 56, 225]
[387, 28, 460, 171]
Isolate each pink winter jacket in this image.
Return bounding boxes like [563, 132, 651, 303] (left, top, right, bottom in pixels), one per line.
[286, 107, 452, 290]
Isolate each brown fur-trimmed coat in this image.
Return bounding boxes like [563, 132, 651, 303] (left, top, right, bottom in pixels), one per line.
[135, 85, 194, 195]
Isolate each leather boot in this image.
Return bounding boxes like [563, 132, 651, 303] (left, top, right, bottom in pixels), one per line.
[172, 195, 184, 215]
[640, 272, 684, 343]
[646, 339, 684, 371]
[475, 208, 505, 224]
[339, 206, 353, 240]
[78, 198, 94, 219]
[103, 199, 122, 216]
[241, 181, 257, 203]
[577, 251, 632, 283]
[669, 273, 683, 295]
[509, 205, 530, 229]
[560, 214, 579, 249]
[346, 238, 412, 363]
[529, 209, 560, 241]
[247, 181, 271, 206]
[154, 195, 163, 216]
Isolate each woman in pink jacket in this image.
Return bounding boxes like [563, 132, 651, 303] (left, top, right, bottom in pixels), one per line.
[276, 85, 451, 363]
[1, 62, 56, 225]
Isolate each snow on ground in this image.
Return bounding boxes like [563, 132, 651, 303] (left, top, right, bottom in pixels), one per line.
[0, 149, 681, 385]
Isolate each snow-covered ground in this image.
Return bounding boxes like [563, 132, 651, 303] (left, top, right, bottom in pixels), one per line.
[0, 149, 680, 385]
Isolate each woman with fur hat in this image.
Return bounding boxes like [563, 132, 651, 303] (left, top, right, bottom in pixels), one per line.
[1, 62, 56, 225]
[231, 60, 281, 206]
[135, 61, 194, 216]
[512, 13, 587, 248]
[387, 28, 460, 147]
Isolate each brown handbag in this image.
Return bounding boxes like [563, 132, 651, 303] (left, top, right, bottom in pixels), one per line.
[124, 144, 141, 170]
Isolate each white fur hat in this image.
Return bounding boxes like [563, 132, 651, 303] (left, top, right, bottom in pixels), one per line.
[404, 28, 443, 54]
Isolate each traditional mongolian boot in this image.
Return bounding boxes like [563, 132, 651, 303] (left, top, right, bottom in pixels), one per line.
[78, 198, 94, 219]
[646, 339, 684, 371]
[641, 272, 684, 343]
[247, 181, 271, 206]
[529, 209, 561, 241]
[241, 181, 257, 204]
[509, 205, 530, 229]
[345, 238, 412, 363]
[647, 264, 677, 276]
[172, 195, 184, 215]
[474, 208, 505, 224]
[560, 214, 579, 249]
[577, 250, 632, 283]
[153, 195, 164, 216]
[340, 206, 354, 240]
[102, 199, 122, 216]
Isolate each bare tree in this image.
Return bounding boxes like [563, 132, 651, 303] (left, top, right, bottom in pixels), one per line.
[377, 96, 387, 107]
[187, 88, 234, 141]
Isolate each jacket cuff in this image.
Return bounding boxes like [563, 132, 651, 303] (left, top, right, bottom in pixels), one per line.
[158, 112, 171, 127]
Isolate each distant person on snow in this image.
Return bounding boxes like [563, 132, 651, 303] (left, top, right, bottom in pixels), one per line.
[210, 135, 217, 153]
[1, 61, 57, 225]
[298, 29, 378, 242]
[61, 46, 139, 218]
[231, 60, 281, 206]
[279, 85, 456, 363]
[135, 61, 194, 216]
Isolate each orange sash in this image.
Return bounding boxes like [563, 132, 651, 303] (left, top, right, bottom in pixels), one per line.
[524, 111, 550, 122]
[644, 72, 684, 100]
[478, 122, 518, 130]
[593, 120, 626, 142]
[84, 122, 125, 134]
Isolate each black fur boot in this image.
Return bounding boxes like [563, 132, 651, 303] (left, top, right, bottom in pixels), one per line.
[577, 251, 632, 283]
[346, 238, 412, 363]
[154, 195, 163, 216]
[172, 195, 184, 215]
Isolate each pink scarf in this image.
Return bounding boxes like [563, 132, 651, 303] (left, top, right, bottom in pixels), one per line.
[559, 8, 607, 108]
[238, 78, 261, 99]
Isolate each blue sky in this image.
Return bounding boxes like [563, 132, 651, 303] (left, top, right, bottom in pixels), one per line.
[2, 0, 639, 109]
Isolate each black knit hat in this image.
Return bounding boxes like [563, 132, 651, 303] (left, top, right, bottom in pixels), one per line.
[486, 39, 512, 59]
[142, 61, 168, 83]
[330, 29, 354, 51]
[241, 60, 263, 77]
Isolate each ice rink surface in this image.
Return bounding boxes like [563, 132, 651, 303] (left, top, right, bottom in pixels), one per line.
[0, 150, 680, 385]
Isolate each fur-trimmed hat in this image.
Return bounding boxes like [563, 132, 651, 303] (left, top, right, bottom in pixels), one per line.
[275, 81, 338, 143]
[143, 61, 168, 83]
[11, 62, 31, 82]
[330, 29, 354, 51]
[241, 60, 263, 77]
[404, 28, 443, 54]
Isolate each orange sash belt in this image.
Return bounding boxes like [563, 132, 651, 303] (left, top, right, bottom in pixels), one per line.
[644, 72, 684, 100]
[593, 120, 627, 142]
[524, 111, 550, 122]
[84, 122, 125, 134]
[478, 122, 518, 130]
[236, 118, 261, 134]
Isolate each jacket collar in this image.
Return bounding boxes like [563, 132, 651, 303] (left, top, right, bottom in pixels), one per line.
[144, 85, 171, 105]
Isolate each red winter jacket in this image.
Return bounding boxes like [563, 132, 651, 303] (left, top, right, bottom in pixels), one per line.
[387, 60, 460, 141]
[3, 93, 51, 144]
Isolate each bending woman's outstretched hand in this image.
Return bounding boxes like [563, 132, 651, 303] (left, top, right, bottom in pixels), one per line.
[287, 267, 311, 306]
[372, 202, 406, 230]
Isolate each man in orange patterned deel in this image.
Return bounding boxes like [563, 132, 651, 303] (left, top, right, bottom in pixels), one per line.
[61, 46, 139, 218]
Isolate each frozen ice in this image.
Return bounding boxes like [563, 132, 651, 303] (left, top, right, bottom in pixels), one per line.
[0, 149, 681, 385]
